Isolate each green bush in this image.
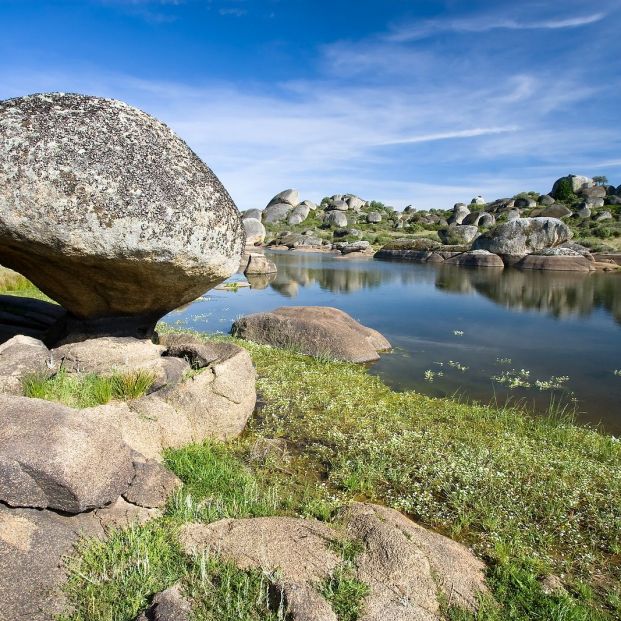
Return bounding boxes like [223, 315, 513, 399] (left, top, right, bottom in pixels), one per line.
[553, 178, 578, 202]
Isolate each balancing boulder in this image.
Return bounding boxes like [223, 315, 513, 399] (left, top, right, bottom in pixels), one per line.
[0, 93, 244, 337]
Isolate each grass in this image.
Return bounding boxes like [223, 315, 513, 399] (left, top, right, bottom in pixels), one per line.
[48, 332, 621, 620]
[0, 267, 33, 292]
[237, 338, 621, 620]
[320, 539, 369, 621]
[22, 367, 155, 408]
[0, 267, 55, 302]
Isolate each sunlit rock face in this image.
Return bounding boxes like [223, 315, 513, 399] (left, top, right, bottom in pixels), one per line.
[0, 93, 244, 337]
[473, 217, 571, 256]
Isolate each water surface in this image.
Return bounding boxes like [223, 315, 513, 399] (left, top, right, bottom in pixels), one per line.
[164, 250, 621, 434]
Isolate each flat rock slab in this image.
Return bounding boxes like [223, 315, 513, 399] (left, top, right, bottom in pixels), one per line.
[179, 503, 488, 621]
[517, 255, 593, 272]
[0, 93, 244, 336]
[181, 516, 341, 621]
[0, 504, 103, 621]
[232, 306, 391, 363]
[339, 503, 488, 617]
[0, 395, 134, 512]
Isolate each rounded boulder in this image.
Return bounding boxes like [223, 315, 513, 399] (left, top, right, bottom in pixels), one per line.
[0, 93, 244, 336]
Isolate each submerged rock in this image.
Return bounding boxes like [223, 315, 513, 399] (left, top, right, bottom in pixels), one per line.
[243, 253, 277, 275]
[232, 306, 390, 363]
[0, 93, 244, 338]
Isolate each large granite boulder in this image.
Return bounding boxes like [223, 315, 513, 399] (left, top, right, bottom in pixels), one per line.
[0, 93, 244, 338]
[325, 211, 348, 228]
[267, 189, 299, 207]
[551, 174, 593, 196]
[473, 217, 571, 255]
[243, 218, 266, 246]
[263, 202, 293, 224]
[0, 395, 134, 512]
[540, 204, 571, 218]
[232, 306, 390, 363]
[242, 208, 262, 220]
[287, 204, 311, 225]
[448, 203, 470, 225]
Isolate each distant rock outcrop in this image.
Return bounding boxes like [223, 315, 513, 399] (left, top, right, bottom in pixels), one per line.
[473, 217, 571, 255]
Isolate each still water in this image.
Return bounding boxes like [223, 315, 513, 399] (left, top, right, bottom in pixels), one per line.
[164, 250, 621, 434]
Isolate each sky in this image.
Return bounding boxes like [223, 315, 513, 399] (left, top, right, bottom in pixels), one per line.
[1, 0, 620, 212]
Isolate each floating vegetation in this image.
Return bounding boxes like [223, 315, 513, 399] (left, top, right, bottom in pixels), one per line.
[491, 368, 531, 389]
[492, 369, 571, 391]
[424, 369, 444, 382]
[447, 360, 468, 372]
[535, 376, 570, 391]
[496, 357, 512, 365]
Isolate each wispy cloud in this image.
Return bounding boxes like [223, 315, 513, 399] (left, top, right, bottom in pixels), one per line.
[388, 11, 606, 42]
[377, 127, 518, 146]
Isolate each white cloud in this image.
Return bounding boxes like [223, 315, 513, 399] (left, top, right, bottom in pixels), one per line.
[376, 127, 518, 146]
[388, 11, 606, 42]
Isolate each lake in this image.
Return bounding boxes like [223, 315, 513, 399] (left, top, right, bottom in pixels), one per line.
[164, 250, 621, 434]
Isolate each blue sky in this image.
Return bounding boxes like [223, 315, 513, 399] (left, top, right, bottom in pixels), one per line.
[1, 0, 620, 211]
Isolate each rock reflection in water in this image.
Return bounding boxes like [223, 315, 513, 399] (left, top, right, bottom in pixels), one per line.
[267, 251, 436, 295]
[435, 265, 621, 324]
[269, 252, 621, 325]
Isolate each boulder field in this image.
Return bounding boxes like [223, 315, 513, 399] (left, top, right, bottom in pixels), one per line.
[377, 217, 620, 272]
[0, 333, 256, 620]
[0, 93, 244, 338]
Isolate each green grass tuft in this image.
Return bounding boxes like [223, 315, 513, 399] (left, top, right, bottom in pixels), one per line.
[58, 522, 186, 621]
[22, 368, 155, 408]
[164, 442, 281, 523]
